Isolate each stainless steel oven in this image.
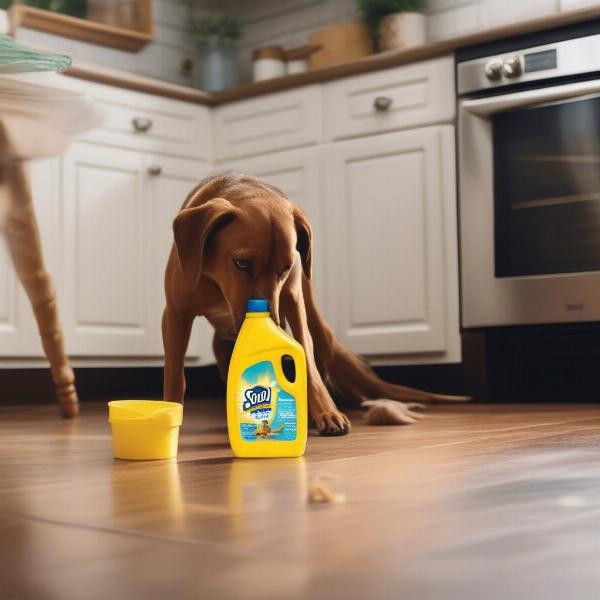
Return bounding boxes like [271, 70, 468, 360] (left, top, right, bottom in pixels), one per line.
[458, 33, 600, 328]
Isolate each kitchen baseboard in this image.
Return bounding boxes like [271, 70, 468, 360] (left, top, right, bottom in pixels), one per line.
[0, 366, 225, 405]
[0, 363, 468, 406]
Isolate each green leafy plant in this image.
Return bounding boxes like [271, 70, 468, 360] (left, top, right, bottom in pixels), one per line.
[187, 16, 241, 46]
[357, 0, 425, 30]
[0, 0, 87, 18]
[51, 0, 87, 18]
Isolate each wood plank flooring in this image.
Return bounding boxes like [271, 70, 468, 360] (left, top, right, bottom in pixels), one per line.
[1, 400, 600, 599]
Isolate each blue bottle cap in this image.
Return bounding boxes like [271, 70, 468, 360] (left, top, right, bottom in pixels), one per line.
[246, 298, 269, 312]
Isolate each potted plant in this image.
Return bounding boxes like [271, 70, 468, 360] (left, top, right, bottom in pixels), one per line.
[357, 0, 426, 52]
[186, 16, 240, 92]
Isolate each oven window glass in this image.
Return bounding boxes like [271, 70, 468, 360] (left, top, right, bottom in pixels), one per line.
[493, 95, 600, 277]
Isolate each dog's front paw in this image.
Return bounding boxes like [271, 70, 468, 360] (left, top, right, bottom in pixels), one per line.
[313, 410, 351, 436]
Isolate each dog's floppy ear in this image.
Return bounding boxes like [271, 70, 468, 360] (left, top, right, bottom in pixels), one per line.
[292, 204, 312, 279]
[173, 198, 237, 287]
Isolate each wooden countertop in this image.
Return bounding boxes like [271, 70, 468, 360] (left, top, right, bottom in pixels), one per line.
[65, 4, 600, 106]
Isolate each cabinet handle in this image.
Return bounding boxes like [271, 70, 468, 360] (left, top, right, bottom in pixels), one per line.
[147, 165, 162, 176]
[373, 96, 393, 112]
[132, 117, 153, 133]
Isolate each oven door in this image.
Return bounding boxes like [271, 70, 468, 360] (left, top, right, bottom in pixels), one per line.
[459, 79, 600, 328]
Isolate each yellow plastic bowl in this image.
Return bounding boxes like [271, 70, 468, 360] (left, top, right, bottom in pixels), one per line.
[108, 400, 183, 460]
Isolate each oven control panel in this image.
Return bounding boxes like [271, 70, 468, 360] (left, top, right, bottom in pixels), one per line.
[458, 34, 600, 95]
[523, 49, 557, 73]
[483, 50, 557, 82]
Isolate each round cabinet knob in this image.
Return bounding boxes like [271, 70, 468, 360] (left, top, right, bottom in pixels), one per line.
[132, 117, 153, 133]
[147, 165, 162, 176]
[373, 96, 393, 112]
[502, 55, 523, 79]
[484, 59, 503, 81]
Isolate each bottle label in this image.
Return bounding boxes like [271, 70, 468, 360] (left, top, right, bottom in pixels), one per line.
[238, 360, 297, 442]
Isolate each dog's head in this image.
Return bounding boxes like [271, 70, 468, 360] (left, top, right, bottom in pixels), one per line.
[173, 172, 312, 333]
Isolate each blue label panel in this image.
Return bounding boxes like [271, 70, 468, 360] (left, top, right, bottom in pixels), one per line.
[238, 360, 296, 442]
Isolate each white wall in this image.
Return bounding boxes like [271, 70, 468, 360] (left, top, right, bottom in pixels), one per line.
[215, 0, 586, 81]
[213, 0, 358, 80]
[12, 0, 597, 85]
[426, 0, 560, 40]
[14, 0, 213, 86]
[230, 0, 358, 79]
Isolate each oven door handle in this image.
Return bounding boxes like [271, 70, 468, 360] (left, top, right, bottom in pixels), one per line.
[461, 79, 600, 117]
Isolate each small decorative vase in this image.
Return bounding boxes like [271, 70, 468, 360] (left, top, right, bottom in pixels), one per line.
[196, 38, 237, 92]
[378, 12, 426, 52]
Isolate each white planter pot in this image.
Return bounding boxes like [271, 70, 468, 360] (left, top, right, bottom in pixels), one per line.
[378, 12, 426, 52]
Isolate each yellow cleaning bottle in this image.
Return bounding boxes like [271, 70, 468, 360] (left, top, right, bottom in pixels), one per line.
[227, 298, 307, 458]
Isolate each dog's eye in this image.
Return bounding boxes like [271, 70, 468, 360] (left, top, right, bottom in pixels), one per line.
[234, 259, 252, 271]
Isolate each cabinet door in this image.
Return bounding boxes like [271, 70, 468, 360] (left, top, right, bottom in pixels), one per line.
[144, 154, 214, 363]
[62, 142, 155, 356]
[325, 126, 459, 358]
[0, 158, 62, 357]
[226, 148, 326, 311]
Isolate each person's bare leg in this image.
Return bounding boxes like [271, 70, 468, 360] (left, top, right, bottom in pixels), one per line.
[1, 155, 78, 418]
[162, 307, 194, 403]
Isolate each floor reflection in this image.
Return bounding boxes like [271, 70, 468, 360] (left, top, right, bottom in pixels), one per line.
[111, 460, 184, 534]
[227, 457, 308, 538]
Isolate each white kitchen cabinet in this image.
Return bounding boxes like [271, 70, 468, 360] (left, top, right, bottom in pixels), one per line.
[325, 57, 455, 141]
[62, 142, 214, 360]
[0, 158, 62, 357]
[213, 85, 322, 161]
[324, 125, 460, 362]
[57, 76, 213, 161]
[226, 147, 327, 312]
[144, 153, 214, 363]
[0, 234, 19, 352]
[1, 58, 460, 367]
[62, 142, 158, 356]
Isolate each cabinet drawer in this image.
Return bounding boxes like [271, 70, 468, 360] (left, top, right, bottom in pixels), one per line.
[70, 79, 211, 160]
[324, 57, 455, 141]
[214, 86, 322, 161]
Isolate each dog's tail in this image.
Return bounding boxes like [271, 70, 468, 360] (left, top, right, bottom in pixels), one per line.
[326, 340, 470, 403]
[301, 276, 469, 404]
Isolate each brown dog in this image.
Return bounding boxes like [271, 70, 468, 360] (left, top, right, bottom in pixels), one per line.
[163, 172, 466, 435]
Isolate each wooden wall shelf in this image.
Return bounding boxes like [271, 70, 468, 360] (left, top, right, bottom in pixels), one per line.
[9, 2, 154, 52]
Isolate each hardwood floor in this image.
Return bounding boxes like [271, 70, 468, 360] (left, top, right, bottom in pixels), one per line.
[1, 400, 600, 599]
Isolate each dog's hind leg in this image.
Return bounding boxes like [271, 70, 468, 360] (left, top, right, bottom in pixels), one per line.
[281, 261, 351, 435]
[301, 277, 470, 404]
[213, 333, 234, 381]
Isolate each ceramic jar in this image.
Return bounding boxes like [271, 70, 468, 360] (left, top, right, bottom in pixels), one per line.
[252, 46, 286, 82]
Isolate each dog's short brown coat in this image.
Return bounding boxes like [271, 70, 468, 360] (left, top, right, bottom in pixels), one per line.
[163, 172, 465, 435]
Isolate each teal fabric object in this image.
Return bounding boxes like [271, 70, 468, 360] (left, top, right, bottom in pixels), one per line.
[0, 35, 94, 160]
[0, 34, 71, 73]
